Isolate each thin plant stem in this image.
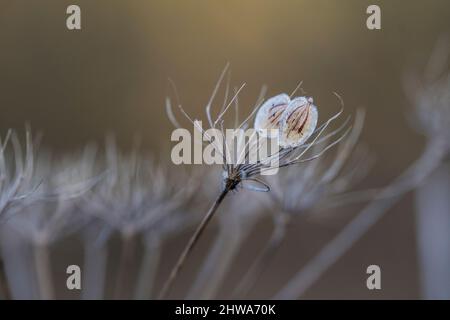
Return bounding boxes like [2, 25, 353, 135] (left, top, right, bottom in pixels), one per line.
[233, 213, 289, 298]
[34, 241, 54, 300]
[1, 229, 37, 299]
[134, 241, 161, 299]
[81, 241, 108, 300]
[274, 138, 447, 299]
[415, 162, 450, 299]
[158, 188, 230, 299]
[114, 232, 137, 299]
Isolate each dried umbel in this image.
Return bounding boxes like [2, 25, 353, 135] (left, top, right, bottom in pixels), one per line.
[161, 65, 353, 298]
[5, 152, 100, 244]
[0, 129, 42, 221]
[72, 138, 202, 299]
[0, 133, 103, 300]
[0, 128, 93, 226]
[0, 129, 97, 239]
[79, 138, 198, 236]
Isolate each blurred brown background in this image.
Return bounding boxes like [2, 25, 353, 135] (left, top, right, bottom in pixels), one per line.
[0, 0, 449, 299]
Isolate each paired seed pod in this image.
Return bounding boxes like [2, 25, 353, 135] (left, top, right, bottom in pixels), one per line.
[254, 94, 318, 147]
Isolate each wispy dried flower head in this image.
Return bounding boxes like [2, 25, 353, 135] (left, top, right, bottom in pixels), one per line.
[79, 137, 198, 237]
[0, 129, 42, 222]
[3, 145, 102, 244]
[167, 65, 351, 194]
[161, 65, 354, 298]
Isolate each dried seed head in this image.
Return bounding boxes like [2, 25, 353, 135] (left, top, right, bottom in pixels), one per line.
[254, 94, 318, 147]
[279, 96, 318, 148]
[168, 67, 350, 194]
[254, 93, 290, 137]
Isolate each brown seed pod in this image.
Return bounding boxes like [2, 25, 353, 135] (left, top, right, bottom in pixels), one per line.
[254, 93, 290, 137]
[279, 96, 318, 148]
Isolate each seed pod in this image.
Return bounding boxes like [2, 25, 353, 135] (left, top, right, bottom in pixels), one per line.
[254, 94, 290, 137]
[279, 96, 318, 148]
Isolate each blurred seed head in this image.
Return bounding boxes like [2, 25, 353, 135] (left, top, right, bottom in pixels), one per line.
[404, 37, 450, 150]
[78, 137, 199, 239]
[0, 129, 42, 222]
[2, 140, 102, 245]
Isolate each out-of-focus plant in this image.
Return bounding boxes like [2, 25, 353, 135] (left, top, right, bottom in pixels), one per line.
[0, 130, 100, 299]
[406, 37, 450, 299]
[0, 129, 42, 221]
[274, 38, 450, 299]
[233, 109, 374, 298]
[0, 129, 43, 299]
[76, 137, 200, 299]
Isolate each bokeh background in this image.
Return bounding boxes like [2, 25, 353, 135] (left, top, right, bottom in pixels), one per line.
[0, 0, 449, 299]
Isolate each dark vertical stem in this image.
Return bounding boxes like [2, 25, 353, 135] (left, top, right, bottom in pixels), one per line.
[114, 232, 137, 299]
[82, 241, 108, 300]
[158, 188, 229, 299]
